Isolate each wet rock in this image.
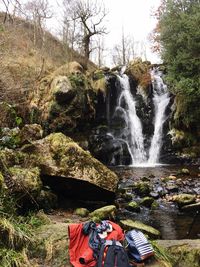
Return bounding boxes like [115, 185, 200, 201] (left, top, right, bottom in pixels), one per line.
[149, 192, 159, 199]
[140, 197, 155, 208]
[120, 219, 160, 238]
[168, 175, 177, 180]
[181, 202, 200, 212]
[89, 205, 117, 221]
[166, 184, 179, 193]
[173, 194, 196, 207]
[74, 208, 89, 217]
[156, 186, 167, 197]
[141, 176, 150, 182]
[21, 133, 118, 200]
[178, 168, 190, 175]
[122, 193, 133, 201]
[126, 201, 140, 212]
[133, 182, 151, 197]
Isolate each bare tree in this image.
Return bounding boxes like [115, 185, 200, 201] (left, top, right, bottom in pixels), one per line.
[63, 0, 107, 65]
[23, 0, 53, 47]
[112, 31, 135, 66]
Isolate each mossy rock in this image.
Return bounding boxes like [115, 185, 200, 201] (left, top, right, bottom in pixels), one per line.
[172, 194, 196, 207]
[157, 240, 200, 267]
[22, 133, 118, 197]
[120, 219, 160, 238]
[140, 197, 155, 208]
[89, 205, 117, 221]
[9, 167, 42, 194]
[133, 182, 151, 197]
[0, 148, 26, 168]
[180, 168, 190, 175]
[126, 58, 151, 93]
[126, 201, 140, 212]
[74, 208, 89, 217]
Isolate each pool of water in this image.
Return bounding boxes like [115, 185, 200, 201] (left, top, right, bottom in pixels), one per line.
[113, 165, 200, 239]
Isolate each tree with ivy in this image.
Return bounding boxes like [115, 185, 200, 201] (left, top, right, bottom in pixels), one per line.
[153, 0, 200, 130]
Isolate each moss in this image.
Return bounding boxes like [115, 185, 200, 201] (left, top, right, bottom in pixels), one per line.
[126, 201, 140, 212]
[172, 194, 196, 207]
[68, 73, 86, 89]
[140, 197, 155, 208]
[126, 58, 151, 92]
[9, 167, 42, 193]
[30, 222, 69, 266]
[167, 244, 200, 267]
[120, 219, 160, 238]
[74, 208, 89, 217]
[89, 205, 117, 221]
[0, 172, 4, 190]
[133, 182, 151, 196]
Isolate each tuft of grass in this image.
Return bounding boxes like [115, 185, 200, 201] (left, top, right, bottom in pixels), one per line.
[0, 247, 30, 267]
[151, 240, 174, 267]
[0, 218, 32, 250]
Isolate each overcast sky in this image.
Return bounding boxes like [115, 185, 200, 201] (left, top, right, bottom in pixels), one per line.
[48, 0, 162, 65]
[0, 0, 162, 65]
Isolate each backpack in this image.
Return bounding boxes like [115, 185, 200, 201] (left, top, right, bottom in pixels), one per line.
[97, 239, 130, 267]
[125, 230, 154, 263]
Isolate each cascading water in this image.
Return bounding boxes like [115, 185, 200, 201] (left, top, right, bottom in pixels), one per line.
[148, 69, 171, 164]
[115, 74, 147, 165]
[109, 68, 171, 166]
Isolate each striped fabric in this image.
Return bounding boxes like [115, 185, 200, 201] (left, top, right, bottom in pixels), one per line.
[126, 229, 154, 261]
[130, 230, 154, 256]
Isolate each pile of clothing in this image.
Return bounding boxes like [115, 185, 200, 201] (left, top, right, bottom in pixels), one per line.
[68, 220, 154, 267]
[68, 220, 124, 267]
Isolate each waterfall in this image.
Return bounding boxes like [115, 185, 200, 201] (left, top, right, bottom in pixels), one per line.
[148, 69, 170, 164]
[117, 74, 147, 164]
[105, 68, 171, 166]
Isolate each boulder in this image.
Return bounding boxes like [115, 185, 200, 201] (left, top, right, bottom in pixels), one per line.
[126, 201, 140, 212]
[126, 58, 151, 94]
[120, 219, 160, 238]
[157, 239, 200, 267]
[74, 208, 89, 217]
[181, 202, 200, 212]
[89, 205, 117, 221]
[140, 197, 155, 208]
[21, 133, 119, 200]
[133, 182, 151, 197]
[29, 63, 96, 133]
[172, 194, 196, 207]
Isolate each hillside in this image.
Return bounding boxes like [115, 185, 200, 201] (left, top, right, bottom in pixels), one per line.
[0, 13, 96, 121]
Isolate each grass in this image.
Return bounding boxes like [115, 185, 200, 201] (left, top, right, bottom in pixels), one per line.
[151, 240, 174, 267]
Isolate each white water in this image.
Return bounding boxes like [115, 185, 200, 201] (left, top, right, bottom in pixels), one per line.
[115, 69, 170, 166]
[117, 74, 147, 164]
[148, 69, 170, 164]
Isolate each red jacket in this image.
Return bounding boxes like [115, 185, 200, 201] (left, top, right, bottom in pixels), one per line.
[68, 221, 124, 267]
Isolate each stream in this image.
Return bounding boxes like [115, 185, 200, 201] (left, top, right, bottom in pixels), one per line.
[113, 165, 200, 240]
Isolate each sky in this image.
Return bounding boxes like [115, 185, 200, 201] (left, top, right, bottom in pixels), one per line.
[0, 0, 162, 65]
[48, 0, 162, 65]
